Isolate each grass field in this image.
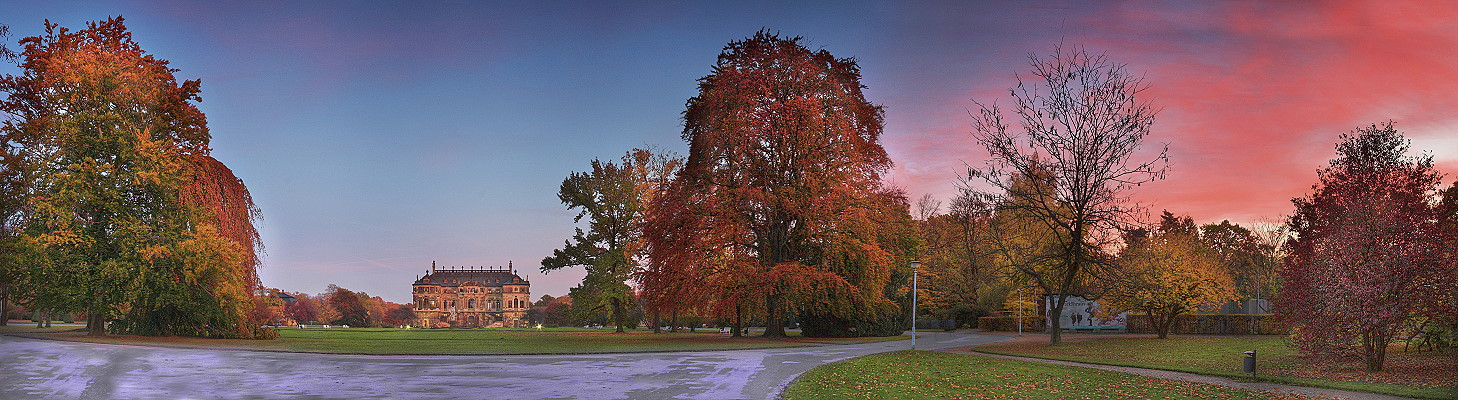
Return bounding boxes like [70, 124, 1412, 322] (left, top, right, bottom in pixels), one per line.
[782, 350, 1326, 400]
[0, 324, 85, 334]
[5, 326, 907, 355]
[974, 337, 1456, 400]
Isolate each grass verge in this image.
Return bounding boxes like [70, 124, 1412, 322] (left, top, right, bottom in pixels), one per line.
[973, 336, 1455, 400]
[6, 327, 906, 355]
[0, 325, 85, 334]
[782, 350, 1329, 399]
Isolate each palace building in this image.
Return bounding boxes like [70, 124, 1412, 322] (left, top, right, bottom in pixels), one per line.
[412, 261, 531, 328]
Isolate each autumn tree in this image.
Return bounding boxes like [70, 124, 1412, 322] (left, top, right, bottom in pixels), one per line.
[642, 31, 913, 338]
[250, 288, 288, 326]
[531, 295, 575, 328]
[0, 23, 18, 327]
[285, 292, 321, 325]
[0, 18, 265, 338]
[382, 304, 417, 327]
[1438, 183, 1458, 328]
[915, 189, 1005, 324]
[1102, 211, 1235, 339]
[966, 44, 1167, 344]
[542, 148, 678, 333]
[1282, 123, 1452, 371]
[981, 165, 1093, 326]
[326, 285, 371, 327]
[1199, 220, 1281, 301]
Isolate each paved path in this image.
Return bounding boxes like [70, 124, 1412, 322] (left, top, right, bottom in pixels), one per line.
[0, 331, 1008, 400]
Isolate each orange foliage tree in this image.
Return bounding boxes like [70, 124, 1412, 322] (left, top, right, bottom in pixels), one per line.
[641, 31, 916, 338]
[1101, 211, 1235, 339]
[0, 18, 265, 338]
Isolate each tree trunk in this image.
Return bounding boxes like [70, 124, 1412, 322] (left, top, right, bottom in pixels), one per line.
[652, 310, 662, 334]
[0, 283, 9, 326]
[732, 303, 743, 338]
[1047, 294, 1066, 345]
[764, 292, 786, 337]
[1363, 329, 1388, 372]
[87, 311, 106, 336]
[1048, 226, 1089, 345]
[1153, 311, 1170, 339]
[36, 310, 46, 328]
[610, 297, 626, 334]
[670, 308, 679, 333]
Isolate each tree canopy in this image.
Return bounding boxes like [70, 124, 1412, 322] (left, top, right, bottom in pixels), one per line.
[0, 17, 265, 338]
[1281, 122, 1451, 371]
[1102, 211, 1235, 339]
[642, 31, 914, 338]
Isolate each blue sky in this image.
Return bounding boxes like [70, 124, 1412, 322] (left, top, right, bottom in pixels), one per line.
[5, 1, 1456, 303]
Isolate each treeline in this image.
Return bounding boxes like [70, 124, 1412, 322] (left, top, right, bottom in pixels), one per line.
[256, 284, 417, 328]
[0, 19, 270, 338]
[540, 30, 1456, 375]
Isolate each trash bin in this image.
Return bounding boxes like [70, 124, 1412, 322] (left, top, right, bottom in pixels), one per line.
[1242, 350, 1256, 377]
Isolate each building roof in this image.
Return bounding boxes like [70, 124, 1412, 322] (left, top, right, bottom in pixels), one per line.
[414, 263, 529, 287]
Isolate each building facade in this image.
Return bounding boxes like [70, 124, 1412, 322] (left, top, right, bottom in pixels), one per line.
[412, 262, 531, 328]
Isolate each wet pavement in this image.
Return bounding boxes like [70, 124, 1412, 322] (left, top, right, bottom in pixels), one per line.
[0, 330, 1009, 399]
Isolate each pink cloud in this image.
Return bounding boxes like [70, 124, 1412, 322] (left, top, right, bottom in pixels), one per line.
[887, 0, 1458, 225]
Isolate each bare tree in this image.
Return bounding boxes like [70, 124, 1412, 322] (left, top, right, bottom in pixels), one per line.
[914, 193, 943, 221]
[1247, 218, 1293, 302]
[967, 44, 1168, 344]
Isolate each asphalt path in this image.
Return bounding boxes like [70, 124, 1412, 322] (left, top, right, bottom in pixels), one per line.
[0, 330, 1010, 400]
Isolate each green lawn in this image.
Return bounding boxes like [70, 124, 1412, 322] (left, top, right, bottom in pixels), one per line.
[0, 324, 85, 334]
[974, 337, 1455, 400]
[7, 326, 907, 355]
[783, 350, 1321, 400]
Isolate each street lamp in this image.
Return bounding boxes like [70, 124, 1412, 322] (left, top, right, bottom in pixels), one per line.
[911, 260, 920, 350]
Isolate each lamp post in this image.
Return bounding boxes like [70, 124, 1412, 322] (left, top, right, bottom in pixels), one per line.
[911, 260, 920, 350]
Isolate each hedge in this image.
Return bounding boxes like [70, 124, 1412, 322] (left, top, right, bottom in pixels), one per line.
[1126, 314, 1285, 335]
[978, 316, 1045, 332]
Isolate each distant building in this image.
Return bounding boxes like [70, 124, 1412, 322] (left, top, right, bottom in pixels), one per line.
[412, 261, 531, 328]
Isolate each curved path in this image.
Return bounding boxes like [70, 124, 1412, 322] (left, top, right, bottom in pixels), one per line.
[0, 331, 1008, 399]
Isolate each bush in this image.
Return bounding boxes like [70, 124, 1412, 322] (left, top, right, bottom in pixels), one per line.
[945, 304, 990, 328]
[801, 311, 906, 338]
[1126, 314, 1284, 335]
[978, 316, 1045, 332]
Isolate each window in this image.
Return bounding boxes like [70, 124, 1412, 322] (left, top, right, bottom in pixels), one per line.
[468, 299, 477, 309]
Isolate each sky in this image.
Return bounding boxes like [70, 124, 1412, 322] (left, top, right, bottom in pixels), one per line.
[3, 1, 1456, 304]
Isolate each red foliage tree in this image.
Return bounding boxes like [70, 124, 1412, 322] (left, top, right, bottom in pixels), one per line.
[284, 292, 320, 325]
[180, 154, 263, 289]
[641, 31, 914, 338]
[1281, 122, 1451, 371]
[382, 304, 416, 327]
[326, 285, 371, 327]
